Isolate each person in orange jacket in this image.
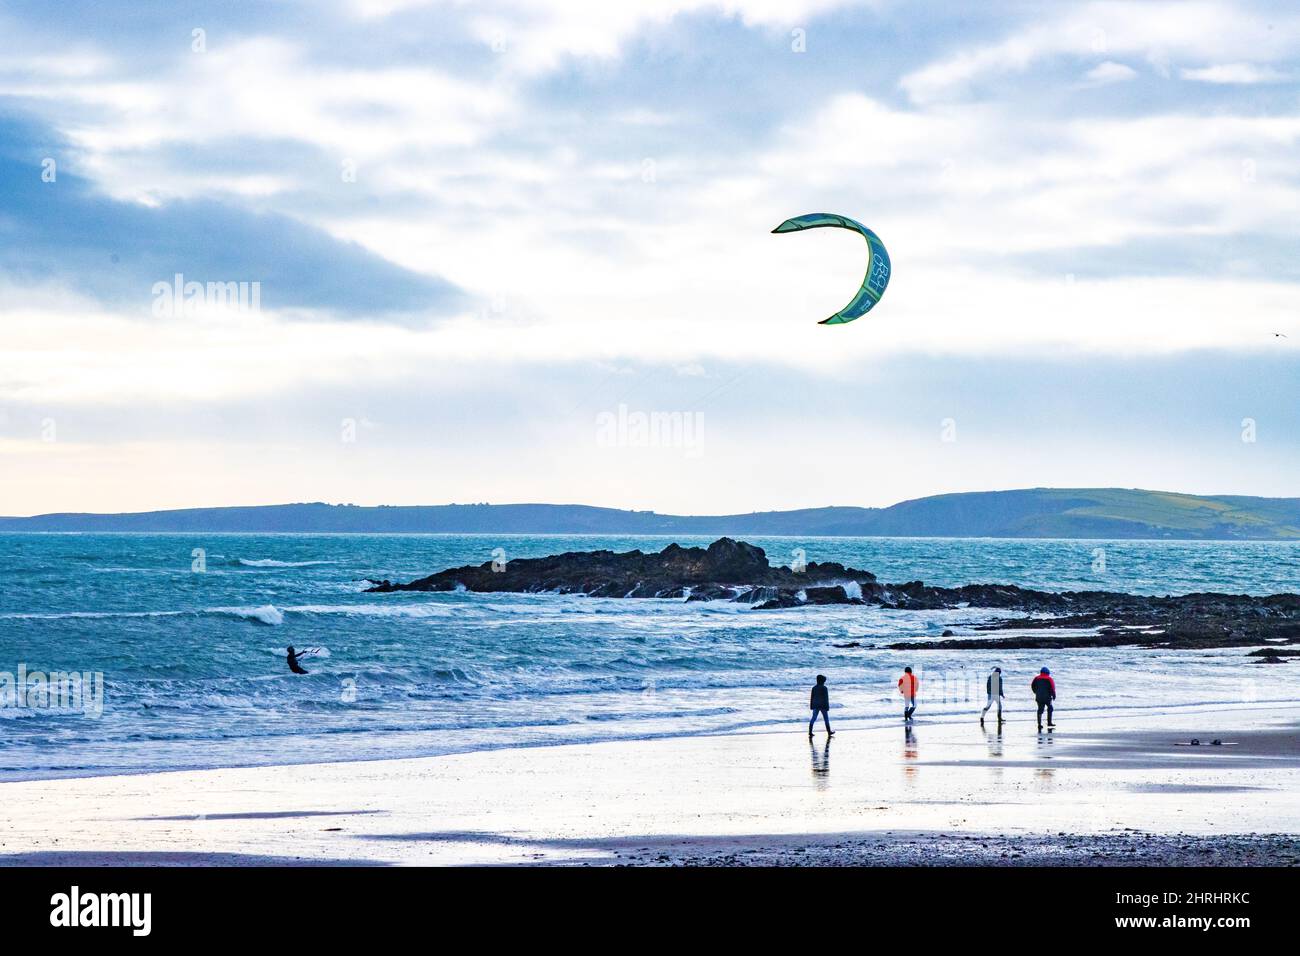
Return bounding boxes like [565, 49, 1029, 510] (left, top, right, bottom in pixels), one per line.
[898, 666, 919, 722]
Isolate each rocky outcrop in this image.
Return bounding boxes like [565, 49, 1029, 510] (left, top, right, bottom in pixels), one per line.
[366, 537, 876, 599]
[365, 537, 1300, 648]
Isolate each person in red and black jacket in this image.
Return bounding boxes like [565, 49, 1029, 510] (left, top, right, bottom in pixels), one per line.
[1031, 667, 1056, 731]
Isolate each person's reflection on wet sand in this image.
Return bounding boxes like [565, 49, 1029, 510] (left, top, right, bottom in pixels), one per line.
[902, 725, 919, 785]
[810, 736, 830, 790]
[1033, 725, 1056, 788]
[985, 721, 1005, 781]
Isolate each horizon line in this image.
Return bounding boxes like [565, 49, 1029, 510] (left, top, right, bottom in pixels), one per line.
[5, 485, 1299, 521]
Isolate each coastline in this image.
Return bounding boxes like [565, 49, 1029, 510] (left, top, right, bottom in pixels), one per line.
[4, 699, 1297, 867]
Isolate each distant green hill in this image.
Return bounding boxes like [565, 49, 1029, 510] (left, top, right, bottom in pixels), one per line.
[2, 488, 1298, 539]
[861, 489, 1300, 539]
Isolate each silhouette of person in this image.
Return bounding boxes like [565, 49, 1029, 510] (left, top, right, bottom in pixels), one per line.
[1032, 667, 1056, 730]
[980, 666, 1005, 724]
[286, 645, 309, 675]
[808, 674, 834, 737]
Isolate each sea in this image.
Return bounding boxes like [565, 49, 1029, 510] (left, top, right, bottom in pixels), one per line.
[1, 533, 1297, 781]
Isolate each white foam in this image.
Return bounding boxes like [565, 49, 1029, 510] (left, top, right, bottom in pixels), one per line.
[284, 603, 456, 619]
[0, 609, 183, 620]
[213, 605, 284, 625]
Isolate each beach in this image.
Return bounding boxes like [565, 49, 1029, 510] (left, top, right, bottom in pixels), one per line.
[4, 699, 1297, 866]
[5, 533, 1298, 782]
[3, 536, 1296, 867]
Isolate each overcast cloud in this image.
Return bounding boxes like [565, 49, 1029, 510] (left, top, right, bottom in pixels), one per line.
[1, 0, 1296, 514]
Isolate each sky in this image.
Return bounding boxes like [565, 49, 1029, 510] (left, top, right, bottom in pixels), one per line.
[0, 0, 1297, 516]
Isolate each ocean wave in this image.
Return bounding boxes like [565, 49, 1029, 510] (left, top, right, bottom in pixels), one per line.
[283, 603, 459, 619]
[0, 708, 42, 720]
[0, 609, 184, 621]
[585, 706, 739, 722]
[211, 605, 284, 625]
[334, 580, 377, 593]
[0, 602, 432, 625]
[235, 558, 335, 568]
[91, 567, 185, 575]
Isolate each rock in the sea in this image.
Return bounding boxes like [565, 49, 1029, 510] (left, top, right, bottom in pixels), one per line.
[803, 585, 855, 605]
[685, 584, 735, 602]
[364, 537, 1300, 648]
[367, 537, 876, 602]
[753, 592, 803, 610]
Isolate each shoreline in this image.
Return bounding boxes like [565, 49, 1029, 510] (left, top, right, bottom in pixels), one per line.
[7, 694, 1300, 786]
[4, 699, 1298, 866]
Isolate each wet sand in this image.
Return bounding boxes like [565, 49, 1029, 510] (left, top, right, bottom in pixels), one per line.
[2, 701, 1297, 866]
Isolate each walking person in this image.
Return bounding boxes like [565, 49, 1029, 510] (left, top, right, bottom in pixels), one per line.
[1031, 667, 1056, 731]
[980, 666, 1005, 725]
[898, 666, 919, 722]
[808, 674, 834, 737]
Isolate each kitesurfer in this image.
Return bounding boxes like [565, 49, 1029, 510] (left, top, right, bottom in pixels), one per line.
[286, 645, 309, 675]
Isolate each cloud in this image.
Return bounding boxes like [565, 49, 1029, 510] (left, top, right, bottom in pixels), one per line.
[5, 352, 1297, 515]
[900, 1, 1300, 103]
[1180, 62, 1294, 84]
[1082, 60, 1137, 85]
[349, 0, 868, 74]
[0, 33, 514, 203]
[0, 0, 1297, 513]
[0, 118, 464, 319]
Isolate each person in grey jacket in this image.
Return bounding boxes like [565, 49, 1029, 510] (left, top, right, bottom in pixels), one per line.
[808, 675, 834, 737]
[980, 666, 1005, 724]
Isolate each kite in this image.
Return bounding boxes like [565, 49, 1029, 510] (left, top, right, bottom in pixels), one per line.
[771, 213, 891, 325]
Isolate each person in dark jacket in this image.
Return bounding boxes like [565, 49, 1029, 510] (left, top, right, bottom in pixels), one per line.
[980, 666, 1004, 725]
[1031, 667, 1056, 730]
[286, 645, 309, 675]
[808, 675, 833, 737]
